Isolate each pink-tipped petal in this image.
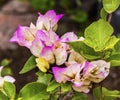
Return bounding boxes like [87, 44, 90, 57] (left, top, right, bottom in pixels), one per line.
[68, 50, 85, 64]
[45, 10, 64, 27]
[52, 67, 67, 83]
[61, 32, 78, 42]
[10, 25, 35, 48]
[30, 32, 43, 57]
[83, 60, 110, 83]
[54, 43, 68, 65]
[41, 46, 55, 64]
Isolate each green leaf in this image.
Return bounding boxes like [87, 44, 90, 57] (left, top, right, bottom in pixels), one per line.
[104, 36, 119, 50]
[68, 41, 101, 60]
[47, 80, 60, 92]
[103, 0, 120, 13]
[20, 56, 36, 74]
[50, 93, 59, 100]
[107, 53, 120, 67]
[1, 67, 12, 76]
[36, 71, 53, 85]
[93, 87, 100, 100]
[19, 82, 50, 100]
[61, 82, 72, 92]
[3, 82, 16, 99]
[100, 8, 108, 21]
[114, 40, 120, 52]
[1, 59, 11, 66]
[84, 19, 113, 52]
[93, 87, 120, 100]
[72, 92, 89, 100]
[0, 91, 8, 100]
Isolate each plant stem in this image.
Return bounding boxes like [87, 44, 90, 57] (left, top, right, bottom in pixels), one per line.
[108, 13, 112, 23]
[99, 83, 103, 100]
[59, 86, 62, 100]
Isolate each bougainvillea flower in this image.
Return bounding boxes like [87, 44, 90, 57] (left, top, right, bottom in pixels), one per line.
[41, 46, 55, 64]
[9, 25, 35, 48]
[53, 41, 68, 65]
[30, 36, 43, 57]
[52, 63, 82, 83]
[61, 32, 78, 42]
[37, 10, 64, 31]
[30, 30, 78, 65]
[52, 32, 78, 65]
[72, 78, 92, 93]
[83, 60, 110, 83]
[67, 50, 86, 65]
[36, 57, 50, 72]
[0, 66, 15, 88]
[52, 63, 92, 93]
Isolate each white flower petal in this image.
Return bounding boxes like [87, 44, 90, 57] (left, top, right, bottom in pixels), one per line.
[4, 76, 15, 83]
[0, 77, 4, 87]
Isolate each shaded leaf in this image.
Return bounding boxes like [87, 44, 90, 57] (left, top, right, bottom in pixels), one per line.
[19, 82, 50, 100]
[0, 91, 8, 100]
[1, 67, 12, 76]
[36, 71, 53, 85]
[114, 40, 120, 52]
[47, 80, 60, 92]
[72, 92, 89, 100]
[3, 82, 16, 99]
[1, 59, 11, 66]
[93, 87, 120, 100]
[107, 53, 120, 67]
[68, 41, 101, 60]
[100, 8, 108, 21]
[20, 56, 36, 74]
[61, 82, 72, 92]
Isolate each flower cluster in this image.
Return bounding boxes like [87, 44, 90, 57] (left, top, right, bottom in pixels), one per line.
[52, 54, 110, 93]
[10, 10, 110, 93]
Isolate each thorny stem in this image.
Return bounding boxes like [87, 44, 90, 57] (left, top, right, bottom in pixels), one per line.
[58, 86, 62, 100]
[99, 82, 103, 100]
[63, 91, 74, 100]
[108, 13, 112, 23]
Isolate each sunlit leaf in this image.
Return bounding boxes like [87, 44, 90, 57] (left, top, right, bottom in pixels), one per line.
[84, 19, 113, 52]
[103, 0, 120, 13]
[104, 36, 119, 50]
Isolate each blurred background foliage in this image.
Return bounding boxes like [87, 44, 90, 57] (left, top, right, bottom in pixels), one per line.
[19, 0, 99, 36]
